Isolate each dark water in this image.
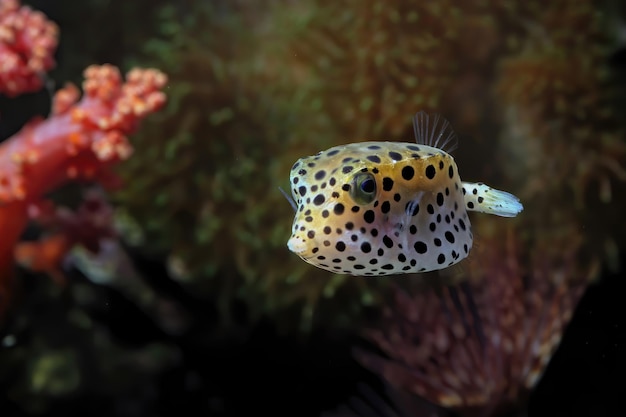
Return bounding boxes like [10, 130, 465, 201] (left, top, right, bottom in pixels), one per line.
[1, 1, 626, 416]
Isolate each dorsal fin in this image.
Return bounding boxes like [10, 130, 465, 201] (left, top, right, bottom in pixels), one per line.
[412, 111, 458, 153]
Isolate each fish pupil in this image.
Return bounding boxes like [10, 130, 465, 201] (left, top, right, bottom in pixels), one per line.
[350, 173, 377, 204]
[361, 178, 375, 193]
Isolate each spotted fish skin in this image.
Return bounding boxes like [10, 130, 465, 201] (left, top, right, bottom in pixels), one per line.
[287, 112, 523, 276]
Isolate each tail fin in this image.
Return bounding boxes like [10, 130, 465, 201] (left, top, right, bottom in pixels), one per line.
[461, 182, 523, 217]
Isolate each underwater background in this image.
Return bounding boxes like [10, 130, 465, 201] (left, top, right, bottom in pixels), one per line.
[0, 0, 625, 416]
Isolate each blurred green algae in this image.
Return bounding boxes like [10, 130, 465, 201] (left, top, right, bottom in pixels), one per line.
[109, 0, 626, 335]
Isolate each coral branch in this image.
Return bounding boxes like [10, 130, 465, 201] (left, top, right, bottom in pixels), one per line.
[0, 64, 167, 203]
[0, 64, 167, 316]
[0, 0, 58, 96]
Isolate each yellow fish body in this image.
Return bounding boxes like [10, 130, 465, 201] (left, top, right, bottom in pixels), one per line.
[287, 112, 522, 276]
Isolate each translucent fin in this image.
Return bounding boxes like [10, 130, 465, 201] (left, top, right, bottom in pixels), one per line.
[412, 111, 458, 153]
[461, 182, 523, 217]
[279, 186, 297, 212]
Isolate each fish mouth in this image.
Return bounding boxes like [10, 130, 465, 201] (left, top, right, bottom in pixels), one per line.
[287, 235, 313, 259]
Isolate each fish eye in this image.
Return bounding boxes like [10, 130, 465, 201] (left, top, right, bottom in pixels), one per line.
[350, 173, 377, 205]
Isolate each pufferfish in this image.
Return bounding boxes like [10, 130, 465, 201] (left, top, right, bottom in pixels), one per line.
[285, 111, 523, 276]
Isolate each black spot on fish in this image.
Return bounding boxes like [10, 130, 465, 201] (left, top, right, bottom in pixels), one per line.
[425, 165, 436, 179]
[313, 194, 325, 205]
[414, 241, 427, 254]
[364, 210, 375, 223]
[389, 151, 403, 160]
[402, 166, 415, 181]
[367, 155, 381, 163]
[382, 177, 394, 191]
[334, 203, 345, 215]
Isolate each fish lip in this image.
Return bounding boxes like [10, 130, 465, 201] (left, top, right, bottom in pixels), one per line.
[287, 235, 310, 257]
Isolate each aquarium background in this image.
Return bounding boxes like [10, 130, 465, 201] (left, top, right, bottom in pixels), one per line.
[0, 0, 625, 416]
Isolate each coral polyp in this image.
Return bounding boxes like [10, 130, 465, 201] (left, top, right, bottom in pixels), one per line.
[355, 224, 586, 416]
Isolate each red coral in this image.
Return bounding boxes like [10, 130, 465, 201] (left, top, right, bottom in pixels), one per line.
[354, 227, 586, 416]
[0, 64, 167, 203]
[0, 64, 167, 316]
[0, 0, 58, 96]
[14, 188, 118, 286]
